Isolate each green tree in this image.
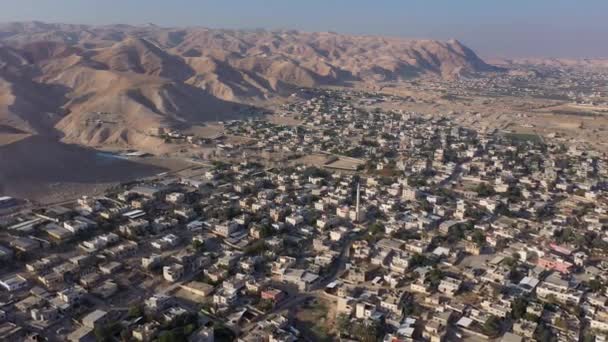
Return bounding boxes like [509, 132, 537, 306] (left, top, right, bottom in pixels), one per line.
[336, 313, 350, 334]
[588, 279, 604, 293]
[127, 304, 143, 319]
[475, 183, 495, 197]
[483, 316, 502, 337]
[472, 230, 486, 246]
[425, 268, 444, 289]
[214, 324, 236, 342]
[244, 240, 266, 256]
[94, 321, 121, 342]
[192, 240, 205, 252]
[158, 329, 185, 342]
[511, 297, 528, 320]
[409, 253, 428, 268]
[257, 299, 274, 313]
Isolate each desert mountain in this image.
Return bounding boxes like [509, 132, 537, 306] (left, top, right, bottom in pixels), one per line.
[0, 22, 501, 148]
[493, 57, 608, 71]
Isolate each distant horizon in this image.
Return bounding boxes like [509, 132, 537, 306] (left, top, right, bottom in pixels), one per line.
[0, 0, 607, 59]
[2, 19, 607, 62]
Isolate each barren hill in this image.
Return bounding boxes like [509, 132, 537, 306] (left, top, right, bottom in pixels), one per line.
[0, 22, 501, 149]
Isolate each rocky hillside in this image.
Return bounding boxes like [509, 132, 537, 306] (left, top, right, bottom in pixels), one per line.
[0, 21, 501, 147]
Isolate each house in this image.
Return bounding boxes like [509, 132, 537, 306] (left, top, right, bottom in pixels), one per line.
[346, 265, 377, 283]
[213, 281, 243, 307]
[142, 254, 163, 270]
[354, 302, 378, 320]
[214, 221, 240, 237]
[132, 322, 160, 341]
[389, 251, 411, 274]
[261, 288, 286, 303]
[422, 320, 447, 342]
[31, 306, 60, 323]
[0, 274, 28, 292]
[163, 264, 184, 282]
[518, 276, 540, 294]
[282, 269, 319, 291]
[438, 277, 462, 296]
[537, 255, 573, 274]
[92, 280, 119, 299]
[590, 310, 608, 332]
[82, 309, 109, 329]
[145, 294, 172, 311]
[513, 320, 537, 339]
[99, 261, 122, 275]
[58, 286, 86, 305]
[481, 300, 510, 318]
[67, 326, 94, 342]
[180, 281, 215, 298]
[0, 244, 13, 261]
[10, 237, 41, 253]
[107, 241, 138, 258]
[166, 192, 185, 203]
[536, 275, 583, 305]
[0, 323, 25, 340]
[189, 326, 214, 342]
[380, 292, 404, 315]
[43, 223, 74, 241]
[155, 234, 180, 250]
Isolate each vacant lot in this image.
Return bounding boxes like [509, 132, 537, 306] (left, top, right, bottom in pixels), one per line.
[293, 297, 336, 342]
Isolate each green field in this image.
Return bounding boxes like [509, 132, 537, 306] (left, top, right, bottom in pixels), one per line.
[504, 132, 543, 143]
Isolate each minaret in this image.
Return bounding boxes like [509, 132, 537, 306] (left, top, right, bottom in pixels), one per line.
[355, 182, 361, 222]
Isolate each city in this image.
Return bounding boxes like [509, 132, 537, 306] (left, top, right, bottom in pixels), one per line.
[1, 88, 607, 341]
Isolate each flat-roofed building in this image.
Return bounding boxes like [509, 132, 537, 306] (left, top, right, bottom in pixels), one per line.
[0, 274, 28, 292]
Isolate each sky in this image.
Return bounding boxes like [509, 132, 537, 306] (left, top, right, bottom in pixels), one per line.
[0, 0, 606, 58]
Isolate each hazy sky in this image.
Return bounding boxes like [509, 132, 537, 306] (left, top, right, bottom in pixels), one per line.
[0, 0, 606, 58]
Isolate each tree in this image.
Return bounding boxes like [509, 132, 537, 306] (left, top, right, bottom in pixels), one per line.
[409, 253, 428, 268]
[158, 330, 185, 342]
[508, 266, 524, 283]
[368, 223, 385, 236]
[588, 278, 604, 293]
[475, 183, 495, 197]
[302, 166, 331, 179]
[257, 299, 274, 313]
[483, 316, 502, 337]
[127, 304, 143, 319]
[472, 230, 486, 247]
[554, 317, 568, 330]
[214, 324, 236, 342]
[192, 240, 205, 252]
[524, 312, 540, 322]
[534, 322, 555, 342]
[351, 320, 383, 342]
[584, 332, 596, 342]
[425, 268, 444, 289]
[402, 297, 419, 316]
[94, 321, 121, 342]
[244, 240, 266, 256]
[336, 314, 351, 335]
[511, 297, 528, 320]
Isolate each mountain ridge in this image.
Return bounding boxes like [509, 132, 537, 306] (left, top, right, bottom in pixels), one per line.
[0, 21, 502, 149]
